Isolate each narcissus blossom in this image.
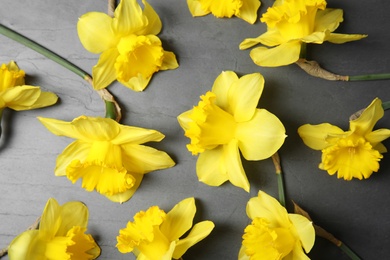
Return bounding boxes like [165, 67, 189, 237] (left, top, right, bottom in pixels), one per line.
[8, 198, 100, 260]
[186, 0, 261, 24]
[0, 60, 57, 112]
[177, 71, 286, 192]
[38, 116, 175, 203]
[239, 0, 367, 67]
[298, 98, 390, 180]
[77, 0, 178, 91]
[117, 197, 214, 259]
[239, 191, 315, 260]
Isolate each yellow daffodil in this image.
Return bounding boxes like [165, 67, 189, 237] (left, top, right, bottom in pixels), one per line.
[8, 198, 100, 259]
[117, 197, 214, 260]
[298, 98, 390, 180]
[0, 60, 57, 112]
[239, 191, 315, 260]
[177, 71, 286, 192]
[240, 0, 367, 67]
[38, 115, 175, 203]
[77, 0, 178, 91]
[186, 0, 261, 24]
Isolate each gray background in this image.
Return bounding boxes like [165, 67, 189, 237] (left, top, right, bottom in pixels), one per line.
[1, 0, 390, 259]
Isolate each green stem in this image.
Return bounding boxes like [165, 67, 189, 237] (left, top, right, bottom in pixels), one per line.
[272, 153, 286, 207]
[105, 101, 117, 120]
[299, 42, 307, 59]
[382, 101, 390, 111]
[339, 243, 361, 260]
[348, 73, 390, 81]
[0, 24, 89, 79]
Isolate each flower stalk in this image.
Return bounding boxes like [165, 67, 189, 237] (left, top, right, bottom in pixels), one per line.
[0, 23, 121, 121]
[271, 152, 285, 207]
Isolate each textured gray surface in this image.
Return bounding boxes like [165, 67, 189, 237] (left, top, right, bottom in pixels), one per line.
[1, 0, 390, 259]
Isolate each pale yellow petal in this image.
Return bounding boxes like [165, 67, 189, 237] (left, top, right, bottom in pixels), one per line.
[112, 0, 147, 35]
[113, 125, 164, 145]
[211, 71, 238, 112]
[237, 109, 286, 160]
[2, 86, 39, 109]
[246, 191, 290, 227]
[239, 29, 284, 49]
[55, 141, 91, 176]
[77, 12, 116, 53]
[249, 41, 301, 67]
[160, 51, 179, 70]
[314, 8, 344, 32]
[225, 140, 250, 192]
[121, 144, 175, 174]
[325, 32, 367, 44]
[228, 73, 264, 122]
[173, 221, 215, 259]
[106, 173, 143, 203]
[70, 116, 120, 141]
[236, 0, 261, 24]
[350, 98, 383, 136]
[161, 197, 196, 241]
[187, 0, 210, 17]
[118, 72, 152, 92]
[238, 245, 250, 260]
[26, 91, 58, 110]
[161, 241, 176, 260]
[298, 123, 344, 150]
[38, 117, 85, 141]
[301, 31, 326, 44]
[138, 0, 162, 35]
[8, 230, 40, 259]
[196, 146, 229, 186]
[177, 109, 193, 131]
[288, 214, 315, 253]
[56, 201, 89, 236]
[39, 198, 61, 236]
[374, 142, 387, 153]
[290, 243, 311, 260]
[366, 129, 390, 147]
[92, 48, 118, 90]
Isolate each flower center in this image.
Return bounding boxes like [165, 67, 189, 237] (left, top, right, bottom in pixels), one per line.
[45, 226, 99, 260]
[185, 91, 237, 155]
[320, 135, 383, 180]
[0, 62, 25, 91]
[115, 35, 164, 82]
[117, 206, 170, 259]
[261, 0, 326, 40]
[200, 0, 243, 18]
[242, 218, 295, 259]
[66, 141, 135, 196]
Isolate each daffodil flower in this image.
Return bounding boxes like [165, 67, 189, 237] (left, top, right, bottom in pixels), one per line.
[177, 71, 286, 192]
[0, 60, 57, 113]
[186, 0, 261, 24]
[239, 191, 315, 260]
[298, 98, 390, 180]
[8, 198, 100, 259]
[77, 0, 178, 91]
[240, 0, 367, 67]
[117, 197, 214, 260]
[38, 115, 175, 203]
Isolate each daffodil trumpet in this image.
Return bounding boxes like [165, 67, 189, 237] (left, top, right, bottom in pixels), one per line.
[293, 202, 361, 260]
[0, 23, 119, 120]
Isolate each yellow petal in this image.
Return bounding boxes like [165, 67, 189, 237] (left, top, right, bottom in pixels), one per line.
[298, 123, 344, 150]
[366, 129, 390, 147]
[8, 230, 40, 259]
[225, 140, 250, 192]
[289, 243, 311, 260]
[325, 32, 367, 44]
[314, 8, 344, 32]
[2, 86, 56, 111]
[237, 109, 286, 160]
[56, 201, 89, 236]
[249, 41, 301, 67]
[77, 12, 116, 53]
[211, 71, 238, 112]
[238, 245, 250, 260]
[106, 173, 143, 203]
[177, 109, 193, 131]
[288, 214, 315, 253]
[55, 141, 91, 176]
[112, 0, 148, 35]
[113, 125, 164, 145]
[26, 91, 58, 110]
[173, 221, 215, 259]
[187, 0, 210, 17]
[301, 31, 326, 44]
[39, 198, 61, 236]
[161, 197, 196, 241]
[228, 73, 264, 122]
[236, 0, 261, 24]
[160, 51, 179, 71]
[121, 144, 175, 174]
[196, 146, 229, 186]
[38, 117, 87, 141]
[239, 29, 284, 50]
[350, 98, 383, 136]
[92, 48, 118, 90]
[137, 0, 162, 35]
[246, 191, 290, 227]
[118, 72, 152, 92]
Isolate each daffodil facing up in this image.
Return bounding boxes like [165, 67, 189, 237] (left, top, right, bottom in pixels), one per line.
[239, 191, 315, 260]
[77, 0, 178, 91]
[8, 198, 100, 259]
[298, 98, 390, 180]
[186, 0, 261, 24]
[0, 61, 57, 134]
[177, 71, 286, 192]
[117, 197, 214, 260]
[239, 0, 367, 67]
[38, 115, 175, 203]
